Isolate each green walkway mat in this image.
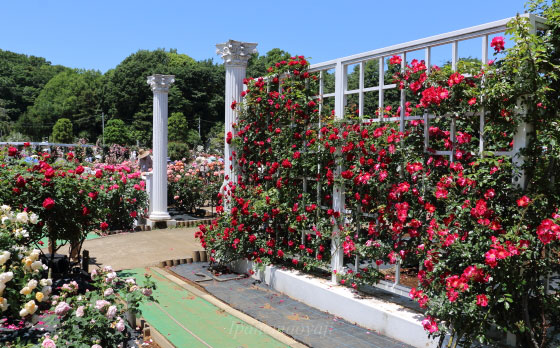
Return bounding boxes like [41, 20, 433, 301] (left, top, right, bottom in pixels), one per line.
[38, 232, 100, 247]
[122, 268, 290, 348]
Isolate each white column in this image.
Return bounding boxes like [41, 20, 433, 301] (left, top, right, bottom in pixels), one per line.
[147, 74, 175, 221]
[216, 40, 257, 209]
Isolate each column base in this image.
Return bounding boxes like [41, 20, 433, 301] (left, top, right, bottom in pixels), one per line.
[145, 218, 177, 230]
[149, 211, 171, 221]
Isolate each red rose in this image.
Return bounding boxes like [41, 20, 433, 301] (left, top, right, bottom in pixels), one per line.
[82, 207, 90, 216]
[517, 195, 531, 207]
[490, 36, 505, 53]
[476, 294, 488, 307]
[130, 211, 137, 218]
[66, 152, 74, 160]
[8, 147, 18, 157]
[23, 142, 30, 147]
[75, 166, 84, 175]
[88, 191, 98, 200]
[95, 170, 103, 178]
[44, 168, 55, 179]
[42, 197, 55, 210]
[100, 222, 109, 231]
[16, 176, 26, 187]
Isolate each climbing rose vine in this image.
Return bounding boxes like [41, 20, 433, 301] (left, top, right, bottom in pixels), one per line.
[198, 8, 560, 348]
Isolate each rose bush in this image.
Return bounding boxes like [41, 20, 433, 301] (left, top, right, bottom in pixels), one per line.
[198, 9, 560, 348]
[0, 147, 147, 259]
[48, 266, 155, 348]
[168, 156, 224, 213]
[0, 206, 52, 321]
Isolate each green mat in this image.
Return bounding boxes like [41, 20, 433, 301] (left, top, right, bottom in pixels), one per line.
[122, 268, 289, 348]
[38, 232, 102, 248]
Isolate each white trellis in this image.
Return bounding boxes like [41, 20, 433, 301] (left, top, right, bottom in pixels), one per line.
[221, 13, 547, 295]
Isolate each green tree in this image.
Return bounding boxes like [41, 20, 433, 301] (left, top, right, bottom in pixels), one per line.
[205, 122, 224, 154]
[168, 112, 189, 142]
[185, 129, 201, 148]
[103, 49, 225, 145]
[0, 49, 68, 126]
[51, 118, 73, 143]
[22, 69, 103, 141]
[247, 48, 292, 78]
[104, 119, 131, 145]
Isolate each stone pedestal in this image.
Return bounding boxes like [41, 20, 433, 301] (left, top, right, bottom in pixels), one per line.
[216, 40, 257, 209]
[147, 74, 175, 221]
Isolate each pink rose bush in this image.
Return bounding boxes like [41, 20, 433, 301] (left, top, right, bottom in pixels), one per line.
[167, 155, 224, 213]
[46, 266, 155, 347]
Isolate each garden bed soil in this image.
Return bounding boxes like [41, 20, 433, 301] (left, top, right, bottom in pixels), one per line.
[378, 267, 419, 289]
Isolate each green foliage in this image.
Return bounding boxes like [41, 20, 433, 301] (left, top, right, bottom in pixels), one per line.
[23, 69, 102, 141]
[205, 122, 224, 154]
[0, 49, 68, 126]
[104, 119, 130, 145]
[168, 112, 189, 142]
[168, 141, 190, 161]
[51, 118, 73, 143]
[103, 49, 224, 145]
[247, 48, 292, 78]
[185, 129, 201, 147]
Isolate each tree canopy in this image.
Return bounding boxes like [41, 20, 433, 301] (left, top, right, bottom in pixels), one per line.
[0, 47, 290, 148]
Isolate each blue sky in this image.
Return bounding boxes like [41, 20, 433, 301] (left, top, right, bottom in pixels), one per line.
[1, 0, 529, 72]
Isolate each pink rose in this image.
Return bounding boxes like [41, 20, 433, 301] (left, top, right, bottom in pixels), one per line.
[106, 305, 117, 319]
[55, 301, 72, 316]
[42, 337, 56, 348]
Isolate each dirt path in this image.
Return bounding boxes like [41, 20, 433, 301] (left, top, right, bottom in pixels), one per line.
[81, 227, 201, 271]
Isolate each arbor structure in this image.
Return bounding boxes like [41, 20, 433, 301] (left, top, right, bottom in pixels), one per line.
[206, 11, 560, 348]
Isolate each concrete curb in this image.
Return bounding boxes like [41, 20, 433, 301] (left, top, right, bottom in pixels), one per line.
[152, 267, 308, 348]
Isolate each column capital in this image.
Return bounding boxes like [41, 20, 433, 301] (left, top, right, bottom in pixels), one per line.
[216, 40, 258, 67]
[147, 74, 175, 93]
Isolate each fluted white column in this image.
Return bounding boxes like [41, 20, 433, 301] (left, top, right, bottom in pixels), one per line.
[216, 40, 257, 209]
[147, 74, 175, 221]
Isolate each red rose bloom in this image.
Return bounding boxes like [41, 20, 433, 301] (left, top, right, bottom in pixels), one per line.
[42, 197, 55, 210]
[8, 147, 18, 157]
[100, 222, 109, 231]
[490, 36, 505, 53]
[517, 195, 531, 207]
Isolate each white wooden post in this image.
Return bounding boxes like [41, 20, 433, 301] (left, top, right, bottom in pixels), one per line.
[147, 74, 175, 221]
[331, 60, 345, 283]
[216, 40, 257, 211]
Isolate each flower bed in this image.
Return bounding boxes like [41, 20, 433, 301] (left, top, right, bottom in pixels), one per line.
[199, 12, 560, 348]
[0, 205, 155, 347]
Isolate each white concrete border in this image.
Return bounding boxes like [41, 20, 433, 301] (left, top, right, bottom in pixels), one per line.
[231, 260, 440, 348]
